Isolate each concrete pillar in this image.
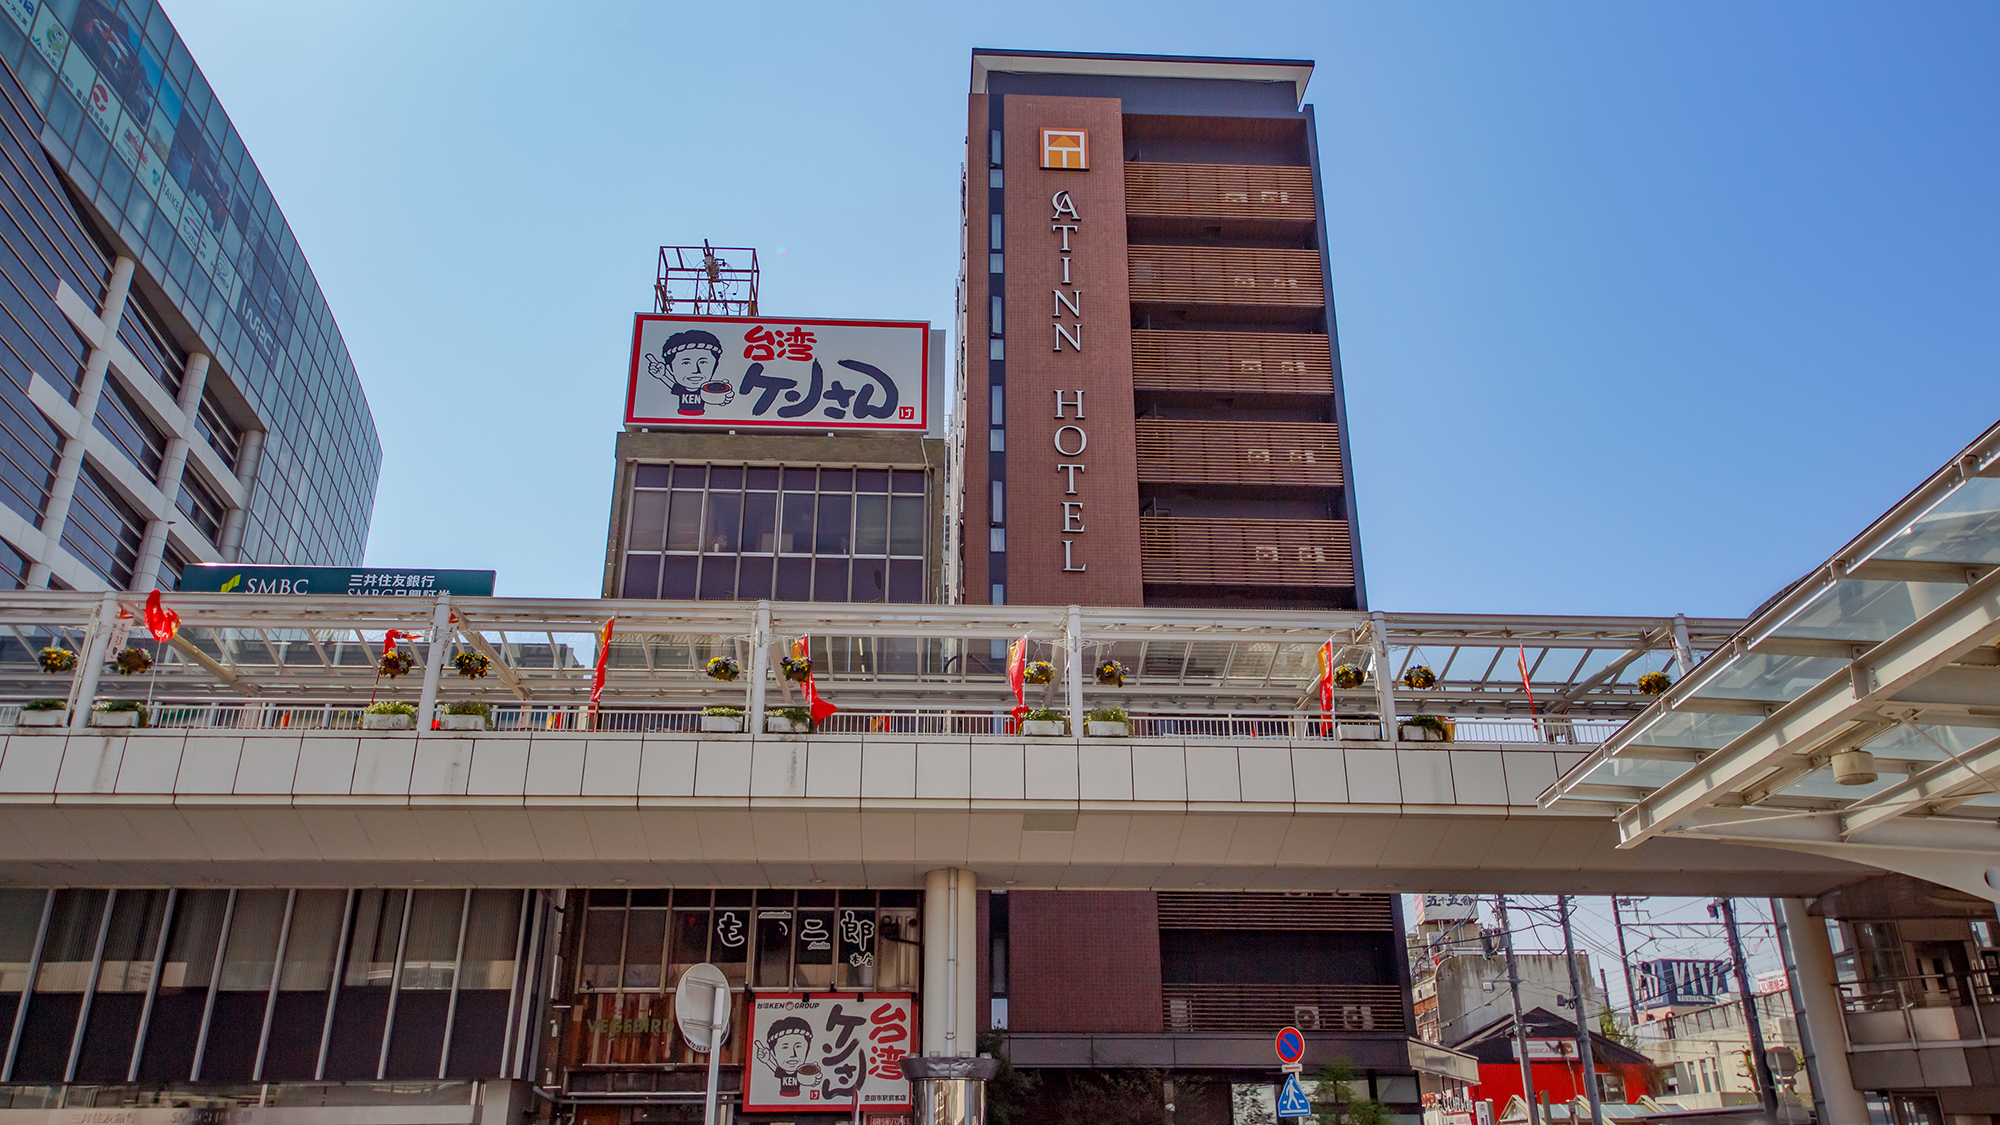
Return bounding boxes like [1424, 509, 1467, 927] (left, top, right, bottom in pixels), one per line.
[65, 592, 120, 727]
[29, 258, 137, 588]
[1369, 611, 1398, 743]
[1777, 898, 1868, 1125]
[415, 595, 454, 728]
[1064, 605, 1084, 727]
[923, 867, 977, 1057]
[129, 354, 213, 593]
[216, 428, 265, 562]
[748, 602, 771, 723]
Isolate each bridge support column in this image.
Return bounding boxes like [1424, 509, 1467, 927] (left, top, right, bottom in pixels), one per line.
[922, 867, 977, 1057]
[1777, 898, 1867, 1125]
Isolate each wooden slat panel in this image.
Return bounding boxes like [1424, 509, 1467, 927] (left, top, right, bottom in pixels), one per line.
[1128, 247, 1324, 306]
[1140, 517, 1354, 587]
[1136, 419, 1343, 487]
[1157, 892, 1395, 930]
[1132, 329, 1335, 395]
[1125, 162, 1316, 221]
[1162, 983, 1406, 1033]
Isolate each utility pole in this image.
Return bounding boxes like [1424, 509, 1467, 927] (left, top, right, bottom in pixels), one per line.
[1557, 896, 1604, 1125]
[1612, 896, 1641, 1024]
[1715, 898, 1779, 1118]
[1494, 896, 1540, 1125]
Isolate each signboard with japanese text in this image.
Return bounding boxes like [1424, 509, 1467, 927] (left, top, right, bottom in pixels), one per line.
[178, 565, 497, 598]
[742, 993, 914, 1113]
[1417, 894, 1480, 925]
[625, 314, 929, 431]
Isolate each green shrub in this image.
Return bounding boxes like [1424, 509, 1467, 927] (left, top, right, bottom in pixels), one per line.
[22, 699, 66, 712]
[1023, 707, 1067, 724]
[443, 701, 491, 717]
[365, 700, 417, 716]
[703, 706, 743, 717]
[1085, 706, 1129, 724]
[767, 706, 812, 724]
[1409, 714, 1449, 738]
[94, 699, 144, 713]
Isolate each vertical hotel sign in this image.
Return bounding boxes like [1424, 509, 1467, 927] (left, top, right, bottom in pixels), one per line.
[1042, 128, 1090, 576]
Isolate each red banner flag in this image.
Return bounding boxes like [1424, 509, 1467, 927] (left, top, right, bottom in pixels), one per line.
[591, 618, 615, 707]
[143, 590, 179, 642]
[793, 635, 838, 725]
[1518, 645, 1542, 735]
[383, 629, 411, 654]
[1006, 636, 1028, 721]
[1316, 640, 1334, 713]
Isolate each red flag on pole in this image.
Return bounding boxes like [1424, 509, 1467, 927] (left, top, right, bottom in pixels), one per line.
[1316, 640, 1335, 713]
[143, 590, 179, 642]
[1006, 636, 1028, 722]
[591, 618, 615, 707]
[793, 635, 838, 725]
[1518, 646, 1543, 736]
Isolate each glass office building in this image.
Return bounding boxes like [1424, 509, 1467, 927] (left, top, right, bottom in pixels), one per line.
[0, 0, 377, 590]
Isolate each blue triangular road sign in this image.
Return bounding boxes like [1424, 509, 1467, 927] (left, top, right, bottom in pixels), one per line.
[1277, 1073, 1312, 1119]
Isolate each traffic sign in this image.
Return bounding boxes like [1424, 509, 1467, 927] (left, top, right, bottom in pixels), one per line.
[1274, 1025, 1305, 1066]
[674, 963, 732, 1053]
[1276, 1072, 1312, 1119]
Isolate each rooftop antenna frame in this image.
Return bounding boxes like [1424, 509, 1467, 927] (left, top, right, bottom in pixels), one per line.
[656, 241, 760, 316]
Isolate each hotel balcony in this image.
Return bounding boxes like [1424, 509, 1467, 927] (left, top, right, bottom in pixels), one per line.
[1138, 515, 1354, 587]
[1125, 162, 1317, 243]
[1136, 419, 1345, 488]
[1128, 246, 1325, 322]
[1131, 329, 1336, 397]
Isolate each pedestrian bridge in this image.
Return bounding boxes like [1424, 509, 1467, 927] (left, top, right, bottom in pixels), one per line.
[0, 593, 1867, 894]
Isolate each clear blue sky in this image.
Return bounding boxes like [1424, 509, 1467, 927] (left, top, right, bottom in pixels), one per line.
[163, 1, 2000, 615]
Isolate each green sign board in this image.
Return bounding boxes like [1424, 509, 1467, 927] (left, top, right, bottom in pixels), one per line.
[178, 565, 496, 598]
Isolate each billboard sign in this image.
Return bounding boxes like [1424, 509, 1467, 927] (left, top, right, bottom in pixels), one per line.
[742, 993, 914, 1113]
[179, 565, 497, 598]
[626, 314, 928, 431]
[1417, 894, 1480, 925]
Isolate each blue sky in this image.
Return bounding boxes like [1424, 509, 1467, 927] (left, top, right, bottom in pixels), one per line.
[163, 1, 2000, 615]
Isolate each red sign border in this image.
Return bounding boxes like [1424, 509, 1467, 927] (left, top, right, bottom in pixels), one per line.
[1274, 1024, 1306, 1064]
[624, 313, 930, 430]
[740, 990, 918, 1114]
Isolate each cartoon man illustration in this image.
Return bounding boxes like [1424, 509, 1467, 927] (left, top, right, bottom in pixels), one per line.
[755, 1016, 822, 1099]
[644, 329, 734, 416]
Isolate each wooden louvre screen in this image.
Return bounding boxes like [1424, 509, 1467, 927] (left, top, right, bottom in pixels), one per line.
[1162, 983, 1406, 1034]
[1128, 247, 1324, 307]
[1125, 162, 1316, 221]
[1136, 419, 1344, 487]
[1157, 892, 1396, 930]
[1131, 330, 1335, 395]
[1139, 517, 1354, 587]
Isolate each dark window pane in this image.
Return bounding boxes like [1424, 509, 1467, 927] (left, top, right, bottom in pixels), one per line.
[697, 555, 736, 600]
[781, 467, 815, 490]
[671, 910, 709, 966]
[672, 465, 706, 488]
[854, 494, 888, 555]
[737, 555, 773, 600]
[629, 491, 668, 550]
[741, 492, 777, 553]
[661, 555, 698, 599]
[892, 470, 925, 495]
[624, 554, 662, 599]
[581, 908, 624, 990]
[814, 494, 850, 554]
[704, 492, 741, 553]
[709, 465, 743, 490]
[623, 909, 666, 990]
[775, 557, 811, 601]
[813, 558, 849, 602]
[634, 464, 670, 488]
[890, 559, 923, 603]
[854, 561, 887, 603]
[795, 911, 834, 989]
[754, 910, 791, 988]
[820, 468, 852, 492]
[745, 467, 780, 489]
[780, 493, 814, 553]
[665, 491, 703, 552]
[855, 469, 889, 493]
[710, 908, 749, 964]
[890, 495, 925, 556]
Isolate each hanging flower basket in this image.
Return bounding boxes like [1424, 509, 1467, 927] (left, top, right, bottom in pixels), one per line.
[453, 651, 491, 679]
[379, 650, 414, 679]
[1095, 659, 1127, 687]
[1401, 664, 1436, 690]
[1024, 660, 1055, 685]
[706, 655, 741, 682]
[112, 647, 153, 676]
[1637, 671, 1673, 696]
[1331, 664, 1365, 690]
[39, 647, 77, 674]
[780, 655, 812, 683]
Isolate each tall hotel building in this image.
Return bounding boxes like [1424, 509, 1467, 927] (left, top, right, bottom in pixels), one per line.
[959, 50, 1362, 611]
[0, 0, 379, 592]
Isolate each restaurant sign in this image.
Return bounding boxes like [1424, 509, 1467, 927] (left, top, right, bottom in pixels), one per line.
[626, 314, 929, 431]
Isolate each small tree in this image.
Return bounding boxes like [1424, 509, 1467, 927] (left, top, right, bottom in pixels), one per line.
[1310, 1059, 1389, 1125]
[1598, 1007, 1628, 1046]
[978, 1031, 1039, 1125]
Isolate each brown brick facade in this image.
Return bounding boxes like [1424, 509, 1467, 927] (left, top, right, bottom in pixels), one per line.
[1007, 890, 1162, 1034]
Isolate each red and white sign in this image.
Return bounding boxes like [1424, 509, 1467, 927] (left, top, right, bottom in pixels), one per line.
[742, 993, 915, 1113]
[626, 313, 928, 430]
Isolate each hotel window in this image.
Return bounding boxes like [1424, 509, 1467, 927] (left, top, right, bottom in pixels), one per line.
[621, 464, 927, 603]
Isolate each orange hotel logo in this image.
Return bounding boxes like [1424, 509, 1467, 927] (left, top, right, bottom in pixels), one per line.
[1040, 128, 1088, 170]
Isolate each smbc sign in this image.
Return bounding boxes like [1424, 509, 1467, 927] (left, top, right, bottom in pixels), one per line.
[178, 565, 496, 598]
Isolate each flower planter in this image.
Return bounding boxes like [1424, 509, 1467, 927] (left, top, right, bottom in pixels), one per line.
[1084, 721, 1130, 738]
[700, 715, 745, 733]
[363, 713, 415, 731]
[90, 711, 140, 728]
[19, 710, 67, 727]
[1021, 720, 1067, 737]
[438, 714, 488, 731]
[1337, 721, 1383, 741]
[1398, 724, 1444, 742]
[766, 717, 810, 734]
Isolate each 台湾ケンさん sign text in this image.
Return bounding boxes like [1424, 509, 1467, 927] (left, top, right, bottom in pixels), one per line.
[626, 314, 928, 430]
[742, 994, 914, 1113]
[178, 565, 497, 598]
